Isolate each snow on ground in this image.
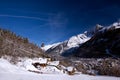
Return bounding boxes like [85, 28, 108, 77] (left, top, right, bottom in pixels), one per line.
[0, 58, 27, 73]
[0, 58, 119, 80]
[17, 58, 62, 74]
[0, 72, 119, 80]
[18, 59, 40, 71]
[67, 66, 74, 71]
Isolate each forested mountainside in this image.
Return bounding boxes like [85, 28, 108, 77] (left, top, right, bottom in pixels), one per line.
[0, 28, 47, 58]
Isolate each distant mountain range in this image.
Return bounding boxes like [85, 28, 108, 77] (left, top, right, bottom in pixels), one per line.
[0, 21, 120, 59]
[44, 22, 120, 58]
[73, 22, 120, 58]
[45, 32, 90, 57]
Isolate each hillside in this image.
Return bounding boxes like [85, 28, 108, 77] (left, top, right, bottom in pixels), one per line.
[0, 28, 46, 59]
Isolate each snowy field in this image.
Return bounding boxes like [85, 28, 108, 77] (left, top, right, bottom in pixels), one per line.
[0, 72, 119, 80]
[0, 58, 119, 80]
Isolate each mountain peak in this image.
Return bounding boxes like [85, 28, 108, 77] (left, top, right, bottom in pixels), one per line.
[111, 22, 120, 29]
[67, 33, 90, 48]
[46, 32, 90, 56]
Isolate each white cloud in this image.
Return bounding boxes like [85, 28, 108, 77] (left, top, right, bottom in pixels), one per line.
[48, 13, 68, 28]
[0, 14, 49, 21]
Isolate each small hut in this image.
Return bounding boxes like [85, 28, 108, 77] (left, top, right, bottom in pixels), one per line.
[48, 61, 60, 66]
[46, 58, 52, 62]
[32, 58, 48, 68]
[66, 66, 76, 75]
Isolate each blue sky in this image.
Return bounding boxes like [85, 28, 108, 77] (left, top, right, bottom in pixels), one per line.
[0, 0, 120, 45]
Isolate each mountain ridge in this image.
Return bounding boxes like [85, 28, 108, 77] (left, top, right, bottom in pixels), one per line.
[45, 22, 120, 58]
[73, 22, 120, 58]
[45, 32, 90, 57]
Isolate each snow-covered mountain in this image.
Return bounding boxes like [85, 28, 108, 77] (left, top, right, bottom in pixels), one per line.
[73, 21, 120, 58]
[67, 33, 90, 48]
[41, 42, 61, 51]
[45, 21, 120, 58]
[46, 32, 90, 56]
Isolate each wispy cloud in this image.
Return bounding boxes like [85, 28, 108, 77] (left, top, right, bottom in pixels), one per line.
[44, 13, 68, 43]
[48, 13, 68, 28]
[7, 8, 56, 16]
[0, 14, 49, 21]
[0, 13, 68, 44]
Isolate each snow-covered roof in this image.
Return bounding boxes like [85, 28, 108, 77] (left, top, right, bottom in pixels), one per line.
[38, 58, 47, 64]
[48, 61, 59, 66]
[66, 66, 74, 71]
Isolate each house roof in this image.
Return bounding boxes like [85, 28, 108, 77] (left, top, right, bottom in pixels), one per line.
[38, 58, 47, 64]
[66, 66, 74, 71]
[48, 61, 59, 66]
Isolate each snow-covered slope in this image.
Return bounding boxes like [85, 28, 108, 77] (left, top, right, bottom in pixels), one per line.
[111, 22, 120, 29]
[1, 72, 119, 80]
[67, 33, 90, 48]
[97, 22, 120, 33]
[46, 33, 90, 56]
[41, 42, 61, 51]
[0, 58, 119, 80]
[0, 58, 26, 73]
